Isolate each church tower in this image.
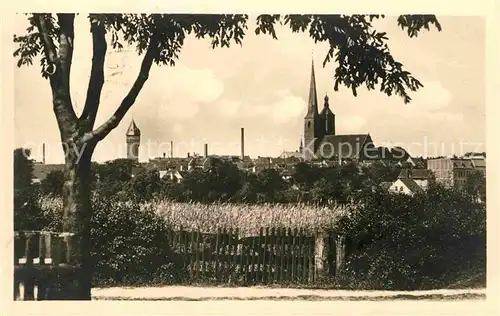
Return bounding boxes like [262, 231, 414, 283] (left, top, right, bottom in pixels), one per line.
[126, 119, 141, 162]
[320, 93, 335, 135]
[304, 58, 320, 160]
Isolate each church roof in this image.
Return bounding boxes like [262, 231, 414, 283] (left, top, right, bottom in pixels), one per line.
[320, 106, 334, 116]
[317, 134, 373, 159]
[126, 119, 141, 136]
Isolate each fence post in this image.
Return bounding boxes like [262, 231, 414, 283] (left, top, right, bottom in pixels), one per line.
[335, 234, 346, 278]
[314, 230, 330, 280]
[271, 227, 278, 283]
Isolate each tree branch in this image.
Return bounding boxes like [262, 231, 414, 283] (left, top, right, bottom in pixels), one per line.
[80, 15, 107, 130]
[33, 14, 58, 64]
[56, 14, 76, 94]
[84, 37, 159, 143]
[34, 13, 78, 140]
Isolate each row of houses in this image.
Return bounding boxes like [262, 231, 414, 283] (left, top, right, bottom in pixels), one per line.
[31, 153, 486, 197]
[382, 156, 486, 195]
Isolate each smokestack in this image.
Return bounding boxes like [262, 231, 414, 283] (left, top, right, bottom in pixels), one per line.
[204, 143, 208, 158]
[170, 141, 173, 158]
[163, 152, 166, 159]
[42, 143, 46, 164]
[187, 152, 190, 158]
[241, 128, 245, 160]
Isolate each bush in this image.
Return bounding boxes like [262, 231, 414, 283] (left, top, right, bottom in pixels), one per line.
[41, 194, 188, 287]
[14, 186, 49, 231]
[339, 186, 486, 290]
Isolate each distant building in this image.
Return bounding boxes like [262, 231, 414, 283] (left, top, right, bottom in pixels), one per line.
[126, 119, 141, 162]
[389, 178, 424, 195]
[469, 156, 486, 175]
[427, 157, 486, 189]
[159, 169, 185, 183]
[397, 168, 434, 191]
[278, 150, 304, 159]
[302, 59, 375, 161]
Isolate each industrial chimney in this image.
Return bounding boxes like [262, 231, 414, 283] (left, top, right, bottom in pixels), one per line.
[163, 152, 166, 159]
[240, 128, 245, 160]
[204, 143, 208, 158]
[42, 143, 46, 164]
[170, 141, 173, 158]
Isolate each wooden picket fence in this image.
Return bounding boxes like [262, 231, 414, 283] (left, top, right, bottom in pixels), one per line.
[13, 227, 342, 300]
[167, 226, 317, 285]
[13, 231, 81, 300]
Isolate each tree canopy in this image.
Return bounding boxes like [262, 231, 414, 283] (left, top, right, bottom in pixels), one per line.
[13, 148, 34, 191]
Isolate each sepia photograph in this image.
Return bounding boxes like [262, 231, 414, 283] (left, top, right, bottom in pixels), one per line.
[9, 11, 490, 305]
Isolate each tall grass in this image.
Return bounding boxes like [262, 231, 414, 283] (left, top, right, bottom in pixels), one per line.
[152, 200, 351, 235]
[38, 196, 353, 235]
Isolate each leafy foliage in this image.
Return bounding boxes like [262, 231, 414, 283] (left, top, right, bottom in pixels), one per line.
[14, 186, 48, 231]
[361, 161, 400, 185]
[41, 194, 187, 286]
[128, 168, 163, 201]
[93, 159, 137, 196]
[45, 157, 412, 205]
[13, 148, 34, 190]
[337, 185, 486, 290]
[13, 148, 48, 230]
[89, 196, 186, 286]
[465, 170, 486, 202]
[14, 14, 441, 104]
[40, 169, 65, 196]
[255, 14, 440, 103]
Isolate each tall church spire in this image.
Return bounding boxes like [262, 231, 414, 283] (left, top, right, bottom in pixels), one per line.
[305, 57, 319, 117]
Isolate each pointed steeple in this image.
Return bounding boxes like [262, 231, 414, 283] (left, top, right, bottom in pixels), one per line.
[305, 58, 319, 117]
[126, 119, 141, 136]
[299, 138, 304, 152]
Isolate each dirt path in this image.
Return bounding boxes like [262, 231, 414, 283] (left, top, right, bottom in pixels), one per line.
[91, 286, 486, 301]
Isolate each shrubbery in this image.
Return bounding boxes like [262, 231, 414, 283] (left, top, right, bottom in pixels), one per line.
[89, 196, 187, 286]
[14, 186, 48, 231]
[41, 195, 188, 287]
[337, 185, 486, 290]
[34, 184, 486, 290]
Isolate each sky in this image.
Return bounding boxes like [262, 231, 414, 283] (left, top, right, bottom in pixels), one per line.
[13, 15, 485, 163]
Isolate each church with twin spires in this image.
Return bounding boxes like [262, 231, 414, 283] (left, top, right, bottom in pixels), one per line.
[301, 59, 375, 161]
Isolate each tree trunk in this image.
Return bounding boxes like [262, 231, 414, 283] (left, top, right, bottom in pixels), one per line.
[60, 142, 94, 300]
